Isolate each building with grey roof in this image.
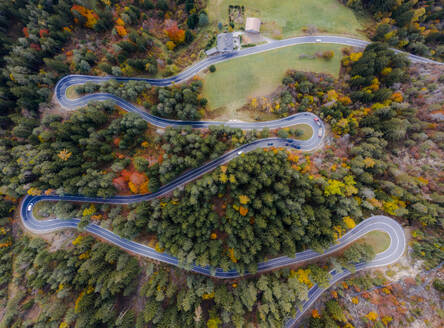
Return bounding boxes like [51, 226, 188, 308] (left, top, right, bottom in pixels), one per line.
[217, 33, 238, 52]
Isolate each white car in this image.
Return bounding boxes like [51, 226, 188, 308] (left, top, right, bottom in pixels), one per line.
[237, 151, 243, 155]
[27, 204, 32, 211]
[315, 39, 322, 43]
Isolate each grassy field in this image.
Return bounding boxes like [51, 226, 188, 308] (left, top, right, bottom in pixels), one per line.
[201, 43, 346, 116]
[208, 0, 369, 38]
[65, 85, 80, 99]
[289, 124, 313, 140]
[358, 230, 391, 254]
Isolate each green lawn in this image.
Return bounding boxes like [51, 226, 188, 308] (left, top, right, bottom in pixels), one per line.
[201, 43, 346, 116]
[208, 0, 369, 38]
[358, 230, 391, 254]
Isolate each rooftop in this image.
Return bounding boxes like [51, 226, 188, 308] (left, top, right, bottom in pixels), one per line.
[217, 33, 235, 52]
[245, 17, 261, 33]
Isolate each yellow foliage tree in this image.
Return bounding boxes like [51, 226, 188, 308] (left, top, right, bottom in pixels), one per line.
[155, 242, 164, 253]
[363, 157, 375, 168]
[294, 268, 313, 288]
[382, 316, 393, 326]
[228, 248, 237, 263]
[324, 179, 345, 196]
[287, 152, 299, 163]
[27, 187, 42, 196]
[72, 235, 83, 246]
[219, 172, 228, 183]
[239, 195, 250, 205]
[339, 96, 352, 105]
[202, 291, 215, 300]
[327, 89, 338, 101]
[343, 216, 356, 229]
[82, 204, 95, 217]
[250, 97, 257, 109]
[412, 7, 426, 22]
[128, 181, 138, 193]
[166, 41, 176, 50]
[390, 91, 403, 102]
[381, 67, 392, 76]
[365, 311, 378, 321]
[207, 317, 221, 328]
[57, 149, 72, 161]
[383, 199, 399, 216]
[349, 52, 363, 62]
[344, 175, 358, 196]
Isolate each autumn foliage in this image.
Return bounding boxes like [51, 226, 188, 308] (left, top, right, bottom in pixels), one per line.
[71, 5, 98, 28]
[115, 25, 127, 37]
[165, 21, 185, 44]
[113, 169, 149, 194]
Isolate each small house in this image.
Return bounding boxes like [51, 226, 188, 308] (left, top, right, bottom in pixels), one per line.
[245, 17, 261, 33]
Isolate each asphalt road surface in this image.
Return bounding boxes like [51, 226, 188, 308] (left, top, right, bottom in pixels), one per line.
[21, 35, 422, 326]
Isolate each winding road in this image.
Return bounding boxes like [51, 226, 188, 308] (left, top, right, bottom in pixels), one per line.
[56, 35, 442, 107]
[20, 35, 423, 326]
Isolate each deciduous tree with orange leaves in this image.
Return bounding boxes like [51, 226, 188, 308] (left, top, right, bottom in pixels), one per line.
[165, 21, 185, 44]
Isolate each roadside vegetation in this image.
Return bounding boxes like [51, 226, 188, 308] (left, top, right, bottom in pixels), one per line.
[342, 0, 444, 61]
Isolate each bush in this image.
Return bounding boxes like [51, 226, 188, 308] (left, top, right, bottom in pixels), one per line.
[433, 279, 444, 293]
[198, 12, 209, 27]
[209, 65, 216, 73]
[322, 50, 334, 60]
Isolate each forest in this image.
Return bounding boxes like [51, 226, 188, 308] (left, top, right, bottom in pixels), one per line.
[0, 0, 443, 327]
[343, 0, 444, 61]
[0, 0, 209, 119]
[75, 78, 209, 120]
